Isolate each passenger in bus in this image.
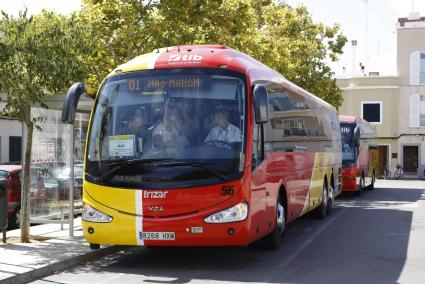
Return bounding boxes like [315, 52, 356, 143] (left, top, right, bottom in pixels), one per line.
[152, 110, 189, 150]
[122, 108, 151, 153]
[205, 108, 241, 143]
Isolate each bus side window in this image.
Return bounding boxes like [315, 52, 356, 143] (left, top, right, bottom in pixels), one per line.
[252, 122, 264, 170]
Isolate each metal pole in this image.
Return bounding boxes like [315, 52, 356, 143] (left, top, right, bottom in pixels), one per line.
[365, 0, 368, 69]
[69, 123, 74, 237]
[2, 229, 5, 243]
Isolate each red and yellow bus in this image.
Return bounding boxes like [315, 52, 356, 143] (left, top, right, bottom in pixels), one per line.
[63, 45, 342, 249]
[339, 115, 378, 195]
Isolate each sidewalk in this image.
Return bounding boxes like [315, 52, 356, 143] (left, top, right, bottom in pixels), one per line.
[0, 218, 123, 284]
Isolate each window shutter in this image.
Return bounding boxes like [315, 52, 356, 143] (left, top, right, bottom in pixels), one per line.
[410, 94, 420, 127]
[410, 51, 420, 85]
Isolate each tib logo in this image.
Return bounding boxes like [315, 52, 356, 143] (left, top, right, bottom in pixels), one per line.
[168, 54, 203, 62]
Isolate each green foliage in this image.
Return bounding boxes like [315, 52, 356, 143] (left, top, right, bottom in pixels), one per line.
[0, 10, 90, 123]
[0, 9, 92, 242]
[80, 0, 347, 107]
[79, 0, 160, 89]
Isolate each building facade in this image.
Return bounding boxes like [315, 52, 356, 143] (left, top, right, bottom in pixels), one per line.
[337, 75, 400, 177]
[337, 13, 425, 179]
[397, 14, 425, 178]
[0, 98, 22, 164]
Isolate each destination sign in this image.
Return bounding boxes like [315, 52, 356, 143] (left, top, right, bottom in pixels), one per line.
[128, 77, 202, 92]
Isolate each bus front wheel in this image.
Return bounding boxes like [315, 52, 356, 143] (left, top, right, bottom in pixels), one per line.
[89, 243, 100, 250]
[261, 195, 286, 250]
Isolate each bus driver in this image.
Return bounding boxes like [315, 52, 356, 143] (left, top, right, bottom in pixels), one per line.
[205, 108, 241, 143]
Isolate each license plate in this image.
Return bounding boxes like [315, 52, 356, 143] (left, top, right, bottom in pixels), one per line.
[139, 232, 175, 240]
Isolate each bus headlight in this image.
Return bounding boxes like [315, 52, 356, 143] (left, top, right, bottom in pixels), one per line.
[82, 204, 113, 223]
[204, 202, 248, 223]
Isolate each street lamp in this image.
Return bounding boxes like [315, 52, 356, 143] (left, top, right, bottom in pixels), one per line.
[358, 0, 368, 70]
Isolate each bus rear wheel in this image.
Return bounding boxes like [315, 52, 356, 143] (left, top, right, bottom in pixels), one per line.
[355, 176, 365, 196]
[313, 181, 328, 219]
[261, 195, 286, 250]
[368, 172, 375, 190]
[326, 184, 334, 215]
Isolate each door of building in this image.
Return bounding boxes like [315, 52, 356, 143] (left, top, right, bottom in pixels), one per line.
[403, 146, 419, 175]
[378, 145, 388, 177]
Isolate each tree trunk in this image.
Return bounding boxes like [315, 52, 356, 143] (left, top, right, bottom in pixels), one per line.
[20, 119, 33, 243]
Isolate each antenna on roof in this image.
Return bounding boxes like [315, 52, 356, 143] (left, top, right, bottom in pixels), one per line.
[166, 46, 169, 53]
[156, 48, 160, 53]
[177, 45, 180, 52]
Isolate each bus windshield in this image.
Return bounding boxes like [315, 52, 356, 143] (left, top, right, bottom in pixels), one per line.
[340, 123, 355, 165]
[86, 69, 246, 189]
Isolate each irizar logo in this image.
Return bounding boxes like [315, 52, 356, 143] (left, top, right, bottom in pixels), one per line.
[168, 54, 203, 62]
[143, 191, 168, 199]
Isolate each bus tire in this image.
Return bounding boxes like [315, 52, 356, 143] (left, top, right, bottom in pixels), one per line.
[355, 176, 365, 196]
[326, 183, 334, 215]
[313, 180, 328, 219]
[368, 171, 375, 190]
[261, 194, 286, 250]
[89, 243, 100, 250]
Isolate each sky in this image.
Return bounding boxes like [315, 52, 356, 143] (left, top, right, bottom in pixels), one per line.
[1, 0, 425, 76]
[286, 0, 425, 76]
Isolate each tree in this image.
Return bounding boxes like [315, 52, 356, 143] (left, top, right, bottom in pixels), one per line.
[254, 3, 347, 107]
[79, 0, 160, 90]
[0, 10, 90, 242]
[80, 0, 347, 107]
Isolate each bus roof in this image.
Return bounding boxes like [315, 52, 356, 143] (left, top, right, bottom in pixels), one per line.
[338, 115, 359, 124]
[110, 45, 336, 112]
[338, 115, 375, 128]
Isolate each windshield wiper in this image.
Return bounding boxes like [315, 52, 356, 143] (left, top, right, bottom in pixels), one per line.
[152, 161, 229, 181]
[94, 158, 171, 183]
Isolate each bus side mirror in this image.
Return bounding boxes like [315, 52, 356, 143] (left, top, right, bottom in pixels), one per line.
[61, 82, 86, 124]
[253, 84, 270, 124]
[354, 127, 360, 147]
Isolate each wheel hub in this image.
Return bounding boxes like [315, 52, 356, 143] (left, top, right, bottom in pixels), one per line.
[277, 203, 285, 236]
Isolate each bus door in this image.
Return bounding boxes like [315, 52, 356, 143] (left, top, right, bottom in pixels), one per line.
[250, 122, 267, 235]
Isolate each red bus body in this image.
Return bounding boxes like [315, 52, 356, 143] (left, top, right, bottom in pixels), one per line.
[80, 45, 342, 247]
[339, 115, 378, 193]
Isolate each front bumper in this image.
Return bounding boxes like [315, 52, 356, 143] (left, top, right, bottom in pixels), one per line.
[82, 199, 252, 247]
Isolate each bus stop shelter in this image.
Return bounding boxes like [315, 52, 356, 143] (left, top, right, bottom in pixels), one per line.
[23, 94, 93, 236]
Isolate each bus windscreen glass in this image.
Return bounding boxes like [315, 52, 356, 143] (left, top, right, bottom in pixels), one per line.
[85, 69, 246, 188]
[340, 123, 355, 165]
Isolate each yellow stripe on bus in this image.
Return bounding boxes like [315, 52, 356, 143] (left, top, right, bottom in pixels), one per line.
[302, 152, 336, 215]
[82, 182, 138, 245]
[111, 47, 171, 74]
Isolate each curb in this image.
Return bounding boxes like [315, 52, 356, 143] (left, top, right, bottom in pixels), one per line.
[0, 245, 126, 284]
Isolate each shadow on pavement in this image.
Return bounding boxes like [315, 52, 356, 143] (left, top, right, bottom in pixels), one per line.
[50, 186, 424, 284]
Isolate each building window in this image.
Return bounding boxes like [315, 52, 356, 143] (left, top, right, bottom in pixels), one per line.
[410, 51, 425, 85]
[361, 101, 382, 124]
[421, 95, 425, 127]
[9, 136, 22, 162]
[410, 94, 425, 127]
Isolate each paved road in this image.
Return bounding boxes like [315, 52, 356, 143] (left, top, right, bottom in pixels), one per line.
[32, 180, 425, 284]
